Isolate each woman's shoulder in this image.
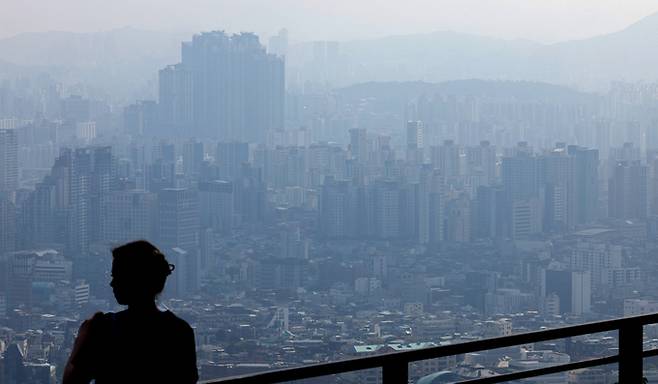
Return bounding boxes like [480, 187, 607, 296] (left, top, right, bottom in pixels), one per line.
[89, 311, 123, 325]
[74, 312, 113, 349]
[161, 310, 194, 331]
[80, 311, 109, 329]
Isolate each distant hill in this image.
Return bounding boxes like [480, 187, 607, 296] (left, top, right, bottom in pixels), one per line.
[530, 11, 658, 88]
[291, 11, 658, 91]
[2, 12, 658, 101]
[336, 80, 598, 108]
[333, 32, 540, 83]
[0, 27, 188, 102]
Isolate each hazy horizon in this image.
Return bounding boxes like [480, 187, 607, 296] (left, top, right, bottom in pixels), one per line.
[3, 0, 658, 44]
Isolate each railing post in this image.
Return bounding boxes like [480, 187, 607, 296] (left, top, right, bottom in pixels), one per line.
[382, 360, 408, 384]
[619, 320, 643, 383]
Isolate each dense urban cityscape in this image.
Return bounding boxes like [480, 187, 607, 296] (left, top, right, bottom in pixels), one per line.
[5, 8, 658, 383]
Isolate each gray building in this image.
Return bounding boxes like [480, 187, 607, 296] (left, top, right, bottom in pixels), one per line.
[0, 128, 18, 193]
[609, 160, 648, 220]
[158, 188, 200, 251]
[158, 188, 200, 298]
[160, 32, 284, 142]
[568, 145, 599, 224]
[103, 190, 157, 244]
[199, 180, 234, 233]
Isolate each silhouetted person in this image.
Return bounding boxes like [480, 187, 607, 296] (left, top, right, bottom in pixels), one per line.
[63, 240, 199, 383]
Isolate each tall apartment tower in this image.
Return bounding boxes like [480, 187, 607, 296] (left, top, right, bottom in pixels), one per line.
[609, 161, 648, 220]
[502, 153, 539, 202]
[216, 142, 249, 181]
[0, 128, 17, 256]
[430, 140, 460, 178]
[0, 128, 18, 193]
[87, 146, 113, 244]
[198, 180, 234, 233]
[466, 141, 497, 186]
[182, 140, 204, 177]
[542, 269, 592, 315]
[158, 188, 201, 297]
[349, 128, 368, 163]
[371, 180, 401, 240]
[406, 121, 424, 164]
[540, 147, 576, 232]
[568, 146, 599, 224]
[20, 157, 65, 248]
[124, 100, 158, 137]
[475, 185, 505, 239]
[158, 188, 200, 251]
[502, 152, 543, 238]
[51, 147, 114, 256]
[103, 190, 157, 244]
[160, 32, 284, 142]
[19, 146, 114, 256]
[417, 165, 445, 244]
[158, 65, 194, 136]
[0, 198, 16, 255]
[319, 177, 358, 238]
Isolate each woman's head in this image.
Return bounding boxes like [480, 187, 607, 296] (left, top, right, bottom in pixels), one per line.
[110, 240, 174, 306]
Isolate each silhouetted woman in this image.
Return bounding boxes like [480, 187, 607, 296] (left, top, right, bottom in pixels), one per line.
[63, 240, 199, 383]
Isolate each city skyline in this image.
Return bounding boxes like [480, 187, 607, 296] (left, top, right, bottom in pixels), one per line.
[4, 10, 658, 383]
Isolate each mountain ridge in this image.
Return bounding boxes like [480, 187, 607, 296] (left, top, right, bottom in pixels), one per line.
[1, 13, 658, 99]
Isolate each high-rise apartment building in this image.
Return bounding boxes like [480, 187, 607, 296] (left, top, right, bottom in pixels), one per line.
[349, 128, 368, 163]
[417, 166, 444, 244]
[216, 142, 249, 181]
[320, 177, 359, 239]
[371, 180, 401, 240]
[474, 185, 505, 239]
[159, 32, 284, 142]
[568, 145, 599, 224]
[539, 147, 576, 232]
[199, 180, 234, 233]
[466, 141, 497, 186]
[233, 164, 267, 224]
[0, 128, 17, 257]
[103, 190, 157, 244]
[183, 140, 204, 178]
[608, 161, 648, 220]
[124, 100, 158, 137]
[158, 188, 200, 298]
[19, 166, 62, 248]
[510, 199, 543, 238]
[444, 193, 471, 242]
[0, 128, 18, 193]
[61, 147, 114, 255]
[19, 146, 114, 255]
[0, 198, 16, 255]
[158, 64, 194, 136]
[502, 152, 542, 238]
[158, 188, 200, 251]
[431, 140, 460, 179]
[570, 242, 622, 288]
[542, 269, 591, 316]
[406, 121, 424, 164]
[502, 153, 539, 201]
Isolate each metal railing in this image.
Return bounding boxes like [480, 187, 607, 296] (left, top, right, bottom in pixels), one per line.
[206, 313, 658, 384]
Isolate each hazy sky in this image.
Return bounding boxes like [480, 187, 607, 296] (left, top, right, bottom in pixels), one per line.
[3, 0, 658, 43]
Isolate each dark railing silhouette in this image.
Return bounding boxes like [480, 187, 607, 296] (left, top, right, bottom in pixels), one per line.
[204, 313, 658, 384]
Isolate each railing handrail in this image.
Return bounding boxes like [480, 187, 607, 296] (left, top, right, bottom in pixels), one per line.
[205, 312, 658, 384]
